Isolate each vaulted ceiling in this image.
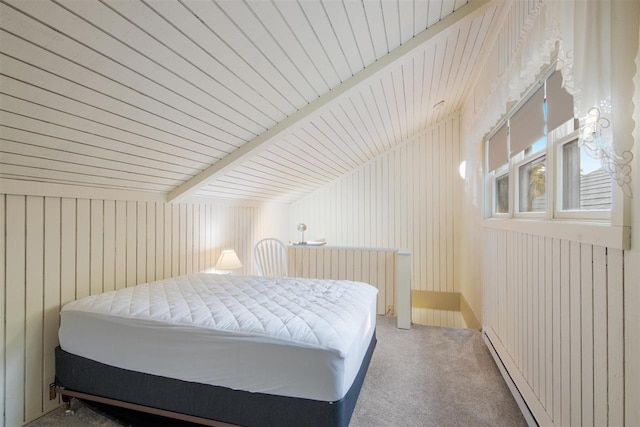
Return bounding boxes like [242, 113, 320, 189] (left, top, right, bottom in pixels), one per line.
[0, 0, 503, 203]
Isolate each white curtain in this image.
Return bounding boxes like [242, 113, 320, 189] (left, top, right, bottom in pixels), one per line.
[462, 0, 554, 204]
[556, 0, 638, 197]
[462, 0, 639, 199]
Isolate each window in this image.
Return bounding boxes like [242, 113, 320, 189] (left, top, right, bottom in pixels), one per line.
[487, 125, 509, 216]
[509, 86, 545, 159]
[494, 172, 509, 214]
[556, 136, 612, 216]
[528, 137, 547, 156]
[484, 67, 611, 221]
[518, 154, 546, 213]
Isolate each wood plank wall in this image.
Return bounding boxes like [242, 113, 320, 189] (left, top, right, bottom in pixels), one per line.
[288, 246, 396, 315]
[482, 227, 626, 426]
[0, 194, 288, 427]
[290, 116, 463, 327]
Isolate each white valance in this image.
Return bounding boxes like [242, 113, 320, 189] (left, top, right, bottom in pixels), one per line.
[462, 0, 639, 198]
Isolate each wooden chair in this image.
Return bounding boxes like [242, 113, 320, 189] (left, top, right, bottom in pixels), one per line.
[254, 238, 289, 277]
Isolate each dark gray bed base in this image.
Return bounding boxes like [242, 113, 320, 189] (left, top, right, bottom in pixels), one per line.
[54, 332, 376, 427]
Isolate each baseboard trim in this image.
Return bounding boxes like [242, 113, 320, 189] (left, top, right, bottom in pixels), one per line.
[410, 291, 481, 330]
[483, 328, 556, 427]
[460, 294, 481, 330]
[411, 290, 459, 311]
[482, 330, 538, 427]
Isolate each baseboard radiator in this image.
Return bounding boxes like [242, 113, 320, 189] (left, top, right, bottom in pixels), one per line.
[483, 330, 538, 427]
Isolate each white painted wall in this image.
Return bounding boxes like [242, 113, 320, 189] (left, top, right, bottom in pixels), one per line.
[291, 115, 464, 326]
[481, 227, 626, 426]
[458, 145, 484, 324]
[625, 134, 640, 425]
[624, 29, 640, 426]
[0, 194, 289, 427]
[456, 14, 640, 427]
[459, 136, 638, 427]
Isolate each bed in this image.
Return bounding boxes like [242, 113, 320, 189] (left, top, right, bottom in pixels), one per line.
[53, 273, 378, 426]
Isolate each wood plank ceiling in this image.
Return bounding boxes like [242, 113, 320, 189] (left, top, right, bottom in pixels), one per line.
[0, 0, 500, 203]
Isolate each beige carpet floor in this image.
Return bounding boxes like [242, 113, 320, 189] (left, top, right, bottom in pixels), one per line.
[28, 315, 526, 427]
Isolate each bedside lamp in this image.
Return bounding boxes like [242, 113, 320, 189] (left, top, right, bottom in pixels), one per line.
[215, 250, 242, 274]
[297, 223, 307, 244]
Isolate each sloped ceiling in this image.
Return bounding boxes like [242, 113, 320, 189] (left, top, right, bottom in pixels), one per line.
[0, 0, 501, 203]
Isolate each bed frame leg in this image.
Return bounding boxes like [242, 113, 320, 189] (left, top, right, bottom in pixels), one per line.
[62, 394, 74, 415]
[49, 383, 75, 415]
[48, 383, 57, 401]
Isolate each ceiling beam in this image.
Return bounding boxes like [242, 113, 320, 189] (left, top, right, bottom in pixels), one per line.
[168, 0, 494, 203]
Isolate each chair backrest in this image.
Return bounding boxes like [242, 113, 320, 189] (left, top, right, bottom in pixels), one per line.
[254, 238, 289, 277]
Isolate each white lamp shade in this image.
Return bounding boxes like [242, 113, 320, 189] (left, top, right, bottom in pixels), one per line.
[215, 250, 242, 270]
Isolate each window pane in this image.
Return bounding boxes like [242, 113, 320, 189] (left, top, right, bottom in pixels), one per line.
[562, 140, 612, 210]
[519, 156, 546, 212]
[495, 174, 509, 214]
[527, 136, 547, 155]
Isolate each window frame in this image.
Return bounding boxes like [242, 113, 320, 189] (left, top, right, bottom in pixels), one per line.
[491, 165, 510, 218]
[482, 64, 630, 250]
[483, 64, 614, 223]
[485, 120, 510, 219]
[513, 149, 547, 218]
[553, 129, 611, 221]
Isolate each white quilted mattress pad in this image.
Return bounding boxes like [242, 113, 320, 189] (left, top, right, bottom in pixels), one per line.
[61, 273, 378, 358]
